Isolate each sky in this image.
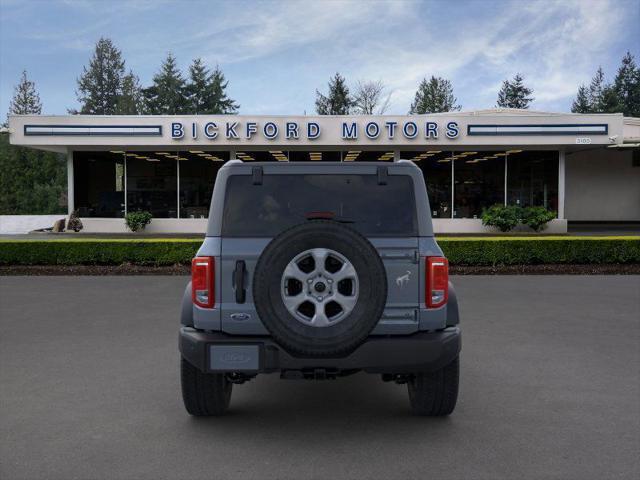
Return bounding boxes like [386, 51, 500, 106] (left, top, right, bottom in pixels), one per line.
[0, 0, 638, 117]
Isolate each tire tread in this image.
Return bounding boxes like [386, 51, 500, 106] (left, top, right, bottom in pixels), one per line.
[408, 356, 459, 416]
[181, 357, 232, 416]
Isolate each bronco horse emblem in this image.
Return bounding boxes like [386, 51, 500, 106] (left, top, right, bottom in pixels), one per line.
[396, 270, 411, 287]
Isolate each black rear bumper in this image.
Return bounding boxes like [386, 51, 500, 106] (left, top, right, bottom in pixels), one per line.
[180, 327, 461, 375]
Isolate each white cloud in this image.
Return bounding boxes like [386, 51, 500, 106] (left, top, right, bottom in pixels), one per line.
[1, 0, 636, 114]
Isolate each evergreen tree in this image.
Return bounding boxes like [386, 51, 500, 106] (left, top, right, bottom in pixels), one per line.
[75, 37, 126, 114]
[600, 84, 623, 113]
[587, 67, 607, 112]
[315, 73, 353, 115]
[9, 70, 42, 116]
[143, 53, 188, 114]
[0, 134, 67, 215]
[185, 59, 239, 114]
[1, 72, 65, 214]
[207, 65, 239, 114]
[496, 73, 534, 109]
[613, 51, 640, 117]
[186, 58, 209, 114]
[409, 76, 460, 114]
[571, 85, 591, 113]
[116, 71, 144, 114]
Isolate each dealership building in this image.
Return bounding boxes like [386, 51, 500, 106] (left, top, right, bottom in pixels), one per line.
[7, 109, 640, 233]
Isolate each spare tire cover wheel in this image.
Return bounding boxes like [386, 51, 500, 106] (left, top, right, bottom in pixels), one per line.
[253, 220, 387, 357]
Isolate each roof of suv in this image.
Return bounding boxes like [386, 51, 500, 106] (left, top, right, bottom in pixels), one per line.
[221, 160, 419, 169]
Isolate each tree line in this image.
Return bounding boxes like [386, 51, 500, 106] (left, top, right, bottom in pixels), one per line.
[314, 53, 638, 116]
[570, 52, 640, 116]
[71, 37, 239, 115]
[4, 36, 639, 119]
[1, 37, 639, 216]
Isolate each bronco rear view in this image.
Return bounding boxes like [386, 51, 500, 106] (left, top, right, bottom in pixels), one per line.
[179, 160, 461, 416]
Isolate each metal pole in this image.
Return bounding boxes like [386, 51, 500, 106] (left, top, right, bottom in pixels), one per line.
[450, 153, 455, 218]
[176, 157, 180, 219]
[504, 153, 508, 206]
[558, 149, 566, 219]
[124, 154, 128, 216]
[66, 149, 74, 216]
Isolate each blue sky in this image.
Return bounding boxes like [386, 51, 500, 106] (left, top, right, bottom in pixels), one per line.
[1, 0, 638, 117]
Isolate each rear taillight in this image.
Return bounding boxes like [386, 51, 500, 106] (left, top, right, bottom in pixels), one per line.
[192, 257, 215, 308]
[426, 256, 448, 308]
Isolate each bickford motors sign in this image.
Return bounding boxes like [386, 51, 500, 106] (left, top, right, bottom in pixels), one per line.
[171, 119, 461, 141]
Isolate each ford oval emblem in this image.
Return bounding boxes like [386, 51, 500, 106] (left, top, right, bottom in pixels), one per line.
[230, 312, 251, 321]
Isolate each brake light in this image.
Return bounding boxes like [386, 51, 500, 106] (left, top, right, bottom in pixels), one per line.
[192, 257, 215, 308]
[426, 256, 448, 308]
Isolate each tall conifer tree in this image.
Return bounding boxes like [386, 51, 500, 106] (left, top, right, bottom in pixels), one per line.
[409, 76, 460, 114]
[496, 74, 534, 109]
[75, 38, 126, 114]
[315, 73, 353, 115]
[143, 53, 188, 114]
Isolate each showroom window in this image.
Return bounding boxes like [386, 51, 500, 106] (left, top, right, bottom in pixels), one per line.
[126, 152, 177, 218]
[73, 151, 125, 218]
[179, 151, 229, 218]
[402, 150, 453, 218]
[507, 150, 558, 212]
[453, 151, 505, 218]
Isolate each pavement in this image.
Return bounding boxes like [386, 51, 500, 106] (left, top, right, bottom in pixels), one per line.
[1, 275, 639, 480]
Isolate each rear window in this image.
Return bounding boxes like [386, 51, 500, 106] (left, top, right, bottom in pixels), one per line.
[222, 174, 417, 237]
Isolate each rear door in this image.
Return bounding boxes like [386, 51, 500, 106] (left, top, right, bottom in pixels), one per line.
[218, 170, 420, 335]
[219, 238, 270, 335]
[371, 237, 420, 334]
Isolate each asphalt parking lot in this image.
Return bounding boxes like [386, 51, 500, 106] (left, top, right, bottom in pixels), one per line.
[1, 275, 639, 480]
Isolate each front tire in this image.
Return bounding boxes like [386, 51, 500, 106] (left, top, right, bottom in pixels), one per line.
[181, 357, 232, 416]
[407, 356, 459, 416]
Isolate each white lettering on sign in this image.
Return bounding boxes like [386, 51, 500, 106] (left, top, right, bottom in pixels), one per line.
[576, 137, 592, 144]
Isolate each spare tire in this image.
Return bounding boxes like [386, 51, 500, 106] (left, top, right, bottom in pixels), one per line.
[253, 220, 387, 357]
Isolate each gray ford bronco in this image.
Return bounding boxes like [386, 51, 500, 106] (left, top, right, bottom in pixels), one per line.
[180, 160, 461, 416]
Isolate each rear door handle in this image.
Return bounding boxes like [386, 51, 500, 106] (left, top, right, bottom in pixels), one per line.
[233, 260, 246, 304]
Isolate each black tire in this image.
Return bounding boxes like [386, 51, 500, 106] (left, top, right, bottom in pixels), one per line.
[407, 356, 459, 416]
[181, 357, 232, 416]
[253, 220, 387, 357]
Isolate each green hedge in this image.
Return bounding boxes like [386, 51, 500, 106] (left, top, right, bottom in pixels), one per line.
[0, 239, 201, 266]
[438, 237, 640, 266]
[0, 237, 639, 266]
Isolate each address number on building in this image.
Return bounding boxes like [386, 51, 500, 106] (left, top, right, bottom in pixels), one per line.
[576, 137, 592, 144]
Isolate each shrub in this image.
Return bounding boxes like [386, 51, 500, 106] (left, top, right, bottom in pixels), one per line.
[439, 237, 640, 266]
[66, 210, 83, 232]
[481, 205, 520, 232]
[0, 237, 638, 267]
[0, 239, 201, 266]
[521, 206, 556, 232]
[125, 211, 153, 232]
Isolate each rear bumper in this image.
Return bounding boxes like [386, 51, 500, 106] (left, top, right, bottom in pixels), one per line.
[179, 327, 461, 374]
